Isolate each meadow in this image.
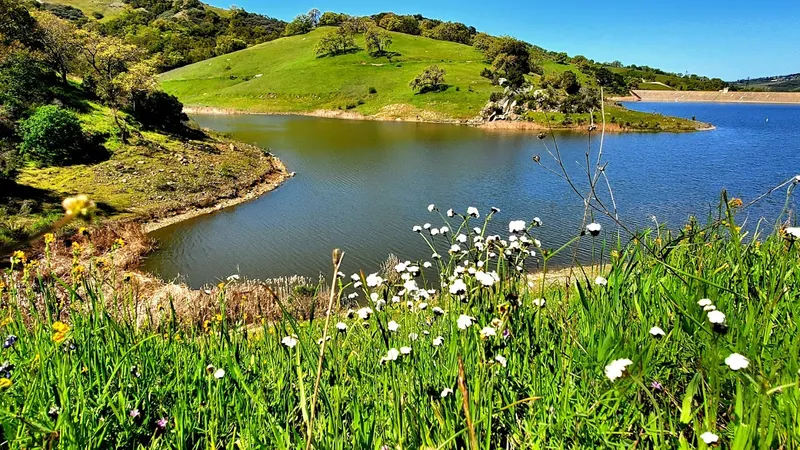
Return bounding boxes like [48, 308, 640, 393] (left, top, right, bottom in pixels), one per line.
[1, 181, 799, 448]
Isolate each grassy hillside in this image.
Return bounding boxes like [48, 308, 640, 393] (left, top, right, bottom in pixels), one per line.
[2, 100, 286, 250]
[161, 27, 500, 120]
[47, 0, 127, 20]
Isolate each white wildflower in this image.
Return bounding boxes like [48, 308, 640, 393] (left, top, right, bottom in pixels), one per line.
[594, 276, 608, 286]
[366, 273, 384, 288]
[586, 222, 602, 236]
[281, 336, 298, 348]
[509, 220, 526, 233]
[336, 322, 347, 332]
[467, 206, 479, 218]
[457, 314, 474, 330]
[428, 203, 436, 212]
[449, 244, 462, 253]
[449, 279, 467, 295]
[725, 353, 749, 371]
[532, 298, 546, 307]
[433, 336, 444, 346]
[456, 233, 467, 243]
[440, 387, 453, 397]
[447, 208, 455, 217]
[400, 346, 412, 355]
[380, 348, 400, 364]
[649, 326, 666, 337]
[699, 431, 719, 444]
[604, 358, 633, 381]
[494, 355, 507, 367]
[479, 326, 496, 339]
[213, 368, 225, 379]
[356, 307, 373, 320]
[698, 298, 713, 307]
[707, 310, 726, 324]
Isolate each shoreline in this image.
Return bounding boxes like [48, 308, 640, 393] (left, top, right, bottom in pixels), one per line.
[613, 90, 800, 105]
[143, 163, 291, 233]
[183, 106, 713, 133]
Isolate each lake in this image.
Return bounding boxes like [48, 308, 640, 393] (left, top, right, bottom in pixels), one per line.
[144, 103, 800, 287]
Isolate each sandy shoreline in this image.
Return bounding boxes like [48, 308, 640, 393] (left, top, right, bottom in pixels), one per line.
[183, 106, 712, 133]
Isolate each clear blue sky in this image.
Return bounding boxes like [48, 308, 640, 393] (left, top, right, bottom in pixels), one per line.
[209, 0, 799, 81]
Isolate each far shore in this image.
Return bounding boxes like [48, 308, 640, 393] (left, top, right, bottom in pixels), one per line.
[612, 90, 800, 104]
[182, 105, 713, 133]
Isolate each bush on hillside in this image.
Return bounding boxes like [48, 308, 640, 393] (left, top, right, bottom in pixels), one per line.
[18, 105, 86, 166]
[378, 13, 420, 35]
[0, 50, 54, 119]
[410, 65, 447, 93]
[215, 35, 247, 55]
[318, 11, 348, 26]
[421, 21, 474, 45]
[559, 70, 581, 95]
[128, 91, 188, 132]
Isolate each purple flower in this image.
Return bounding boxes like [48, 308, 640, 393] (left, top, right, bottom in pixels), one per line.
[129, 408, 140, 419]
[651, 381, 663, 391]
[156, 417, 168, 430]
[502, 329, 511, 339]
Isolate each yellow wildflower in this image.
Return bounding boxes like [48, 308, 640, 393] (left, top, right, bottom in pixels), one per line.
[215, 313, 223, 323]
[0, 378, 12, 389]
[62, 195, 96, 219]
[0, 316, 11, 327]
[728, 198, 743, 209]
[217, 282, 224, 290]
[123, 272, 134, 282]
[53, 321, 70, 333]
[10, 250, 25, 264]
[78, 227, 89, 237]
[202, 320, 210, 333]
[53, 332, 68, 344]
[81, 366, 88, 374]
[44, 233, 55, 245]
[114, 238, 125, 248]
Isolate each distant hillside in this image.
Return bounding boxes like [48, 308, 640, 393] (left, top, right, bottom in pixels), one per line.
[729, 73, 800, 92]
[161, 27, 497, 120]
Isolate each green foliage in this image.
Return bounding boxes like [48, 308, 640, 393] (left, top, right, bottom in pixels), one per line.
[0, 0, 42, 48]
[410, 64, 446, 93]
[420, 21, 474, 45]
[314, 28, 356, 57]
[318, 11, 348, 26]
[592, 66, 628, 94]
[559, 70, 581, 95]
[18, 105, 86, 166]
[364, 26, 392, 55]
[553, 51, 568, 64]
[215, 35, 247, 55]
[481, 37, 531, 87]
[284, 13, 314, 36]
[378, 13, 420, 35]
[38, 2, 87, 24]
[0, 50, 54, 118]
[127, 90, 188, 132]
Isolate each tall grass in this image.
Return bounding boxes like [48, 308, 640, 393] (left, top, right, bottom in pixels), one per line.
[1, 190, 799, 448]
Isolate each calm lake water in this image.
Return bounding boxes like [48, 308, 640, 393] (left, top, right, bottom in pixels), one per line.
[144, 103, 800, 287]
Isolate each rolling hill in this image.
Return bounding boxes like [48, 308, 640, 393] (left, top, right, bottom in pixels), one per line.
[160, 27, 501, 121]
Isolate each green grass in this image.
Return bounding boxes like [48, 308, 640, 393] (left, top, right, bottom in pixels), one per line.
[1, 100, 284, 249]
[161, 27, 501, 120]
[524, 104, 710, 132]
[1, 195, 799, 447]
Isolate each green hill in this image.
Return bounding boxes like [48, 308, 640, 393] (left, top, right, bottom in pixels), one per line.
[161, 27, 499, 120]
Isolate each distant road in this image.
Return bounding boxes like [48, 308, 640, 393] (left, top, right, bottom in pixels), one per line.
[612, 90, 800, 104]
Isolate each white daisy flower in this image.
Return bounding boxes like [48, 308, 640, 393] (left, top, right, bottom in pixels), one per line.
[226, 274, 240, 282]
[423, 261, 432, 268]
[604, 358, 633, 381]
[785, 227, 800, 240]
[585, 222, 602, 236]
[699, 431, 719, 444]
[356, 307, 373, 320]
[449, 279, 467, 295]
[423, 223, 431, 230]
[447, 208, 455, 217]
[351, 273, 360, 282]
[213, 368, 226, 379]
[649, 326, 666, 337]
[407, 265, 420, 274]
[366, 273, 384, 288]
[400, 346, 412, 355]
[391, 295, 400, 303]
[494, 355, 507, 367]
[473, 227, 481, 234]
[403, 279, 419, 292]
[388, 320, 400, 332]
[449, 244, 462, 253]
[380, 348, 400, 364]
[432, 252, 442, 259]
[704, 304, 717, 311]
[394, 262, 408, 272]
[375, 299, 386, 310]
[409, 332, 418, 341]
[370, 292, 379, 302]
[281, 336, 298, 348]
[440, 226, 449, 234]
[479, 326, 496, 339]
[457, 314, 474, 330]
[347, 292, 358, 300]
[725, 353, 749, 370]
[456, 233, 467, 243]
[594, 276, 608, 286]
[467, 207, 479, 218]
[353, 281, 362, 288]
[413, 225, 422, 233]
[440, 387, 453, 397]
[698, 298, 713, 307]
[336, 322, 347, 332]
[491, 206, 500, 213]
[532, 217, 542, 226]
[417, 302, 428, 310]
[509, 220, 526, 234]
[433, 336, 444, 346]
[428, 203, 436, 212]
[430, 228, 439, 236]
[432, 306, 445, 316]
[707, 310, 726, 324]
[475, 271, 499, 287]
[532, 298, 546, 307]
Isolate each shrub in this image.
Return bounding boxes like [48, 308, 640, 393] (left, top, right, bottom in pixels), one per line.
[215, 35, 247, 55]
[409, 65, 446, 93]
[489, 91, 504, 102]
[128, 91, 188, 132]
[368, 86, 377, 94]
[91, 11, 104, 20]
[18, 105, 85, 166]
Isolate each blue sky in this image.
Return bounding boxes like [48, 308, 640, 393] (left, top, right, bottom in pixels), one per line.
[210, 0, 799, 81]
